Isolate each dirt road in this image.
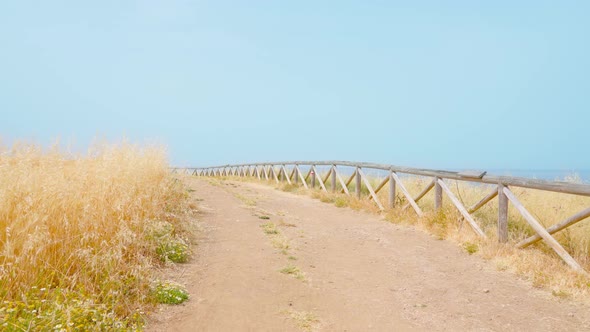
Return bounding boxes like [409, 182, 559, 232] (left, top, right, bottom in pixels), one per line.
[147, 178, 590, 331]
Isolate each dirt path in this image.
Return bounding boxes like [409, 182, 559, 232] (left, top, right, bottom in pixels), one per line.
[147, 178, 590, 331]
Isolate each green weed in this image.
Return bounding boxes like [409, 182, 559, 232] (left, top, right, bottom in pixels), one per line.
[156, 237, 190, 263]
[280, 266, 305, 280]
[260, 222, 279, 235]
[462, 242, 479, 255]
[152, 281, 189, 304]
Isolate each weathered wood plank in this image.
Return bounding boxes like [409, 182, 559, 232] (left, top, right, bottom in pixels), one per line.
[312, 165, 328, 192]
[389, 171, 396, 208]
[402, 179, 435, 211]
[358, 169, 384, 210]
[391, 172, 423, 216]
[497, 185, 508, 243]
[334, 167, 350, 195]
[468, 189, 498, 214]
[458, 170, 487, 179]
[271, 166, 279, 183]
[331, 166, 337, 192]
[295, 165, 308, 189]
[355, 167, 362, 199]
[303, 167, 310, 181]
[304, 167, 312, 181]
[373, 176, 390, 195]
[503, 187, 587, 275]
[434, 177, 443, 210]
[323, 167, 332, 185]
[282, 165, 292, 185]
[415, 179, 436, 204]
[345, 171, 356, 188]
[438, 179, 486, 238]
[369, 176, 390, 201]
[264, 165, 270, 180]
[518, 206, 590, 248]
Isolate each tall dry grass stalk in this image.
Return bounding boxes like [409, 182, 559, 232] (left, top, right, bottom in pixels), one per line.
[0, 141, 190, 330]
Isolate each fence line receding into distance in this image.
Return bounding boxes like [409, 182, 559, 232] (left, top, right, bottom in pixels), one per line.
[173, 161, 590, 275]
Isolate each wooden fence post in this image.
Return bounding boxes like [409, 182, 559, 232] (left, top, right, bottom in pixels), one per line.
[498, 184, 508, 243]
[331, 165, 336, 192]
[311, 166, 316, 188]
[356, 167, 361, 199]
[389, 170, 396, 208]
[434, 177, 442, 211]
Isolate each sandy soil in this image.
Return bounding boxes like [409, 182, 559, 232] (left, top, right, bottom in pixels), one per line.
[146, 178, 590, 331]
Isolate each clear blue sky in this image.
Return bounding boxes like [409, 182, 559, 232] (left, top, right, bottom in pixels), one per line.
[1, 1, 588, 170]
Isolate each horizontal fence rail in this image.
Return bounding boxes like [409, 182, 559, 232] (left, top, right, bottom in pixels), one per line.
[173, 161, 590, 275]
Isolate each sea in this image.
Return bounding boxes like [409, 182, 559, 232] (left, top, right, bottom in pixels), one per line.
[486, 169, 590, 183]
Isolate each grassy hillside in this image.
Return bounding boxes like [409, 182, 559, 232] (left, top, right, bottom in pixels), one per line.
[0, 142, 192, 330]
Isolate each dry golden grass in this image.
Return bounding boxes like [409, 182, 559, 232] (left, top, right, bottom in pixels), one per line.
[0, 141, 192, 330]
[226, 172, 590, 301]
[283, 309, 319, 332]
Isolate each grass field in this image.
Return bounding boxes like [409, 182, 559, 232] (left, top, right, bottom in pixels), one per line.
[0, 142, 193, 330]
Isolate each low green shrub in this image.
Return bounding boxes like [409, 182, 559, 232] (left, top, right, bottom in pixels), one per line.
[156, 237, 190, 263]
[152, 281, 189, 305]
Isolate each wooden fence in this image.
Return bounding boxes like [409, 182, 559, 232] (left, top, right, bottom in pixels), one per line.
[174, 161, 590, 275]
